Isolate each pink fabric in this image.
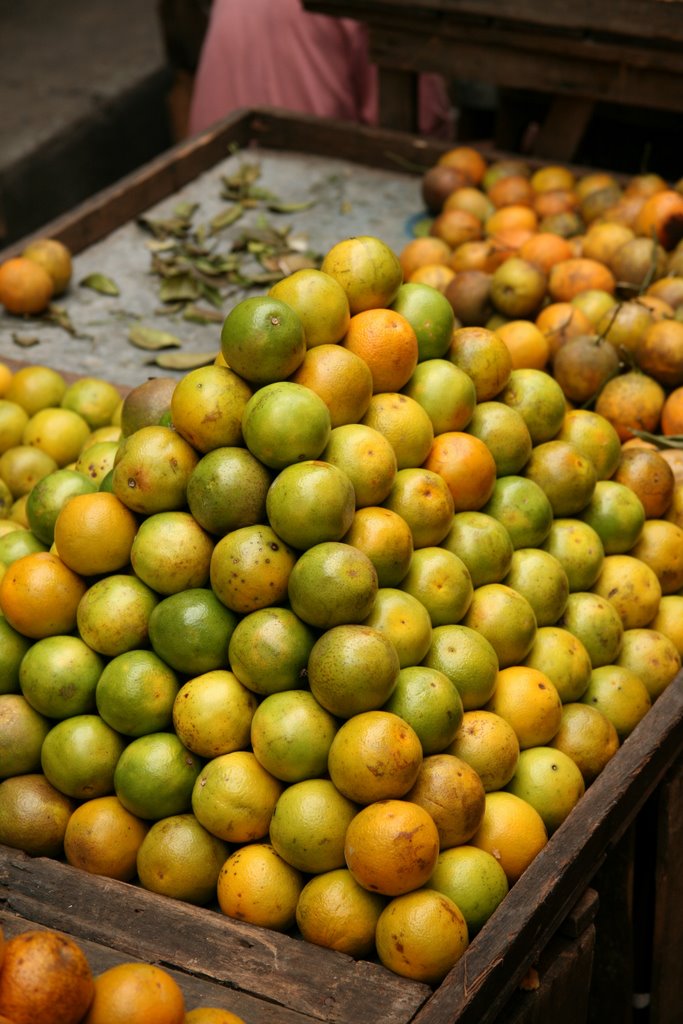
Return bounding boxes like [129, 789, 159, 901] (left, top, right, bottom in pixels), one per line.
[188, 0, 453, 138]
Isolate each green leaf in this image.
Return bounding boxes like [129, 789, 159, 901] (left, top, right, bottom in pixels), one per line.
[148, 351, 217, 370]
[128, 325, 183, 350]
[210, 203, 244, 233]
[79, 273, 120, 296]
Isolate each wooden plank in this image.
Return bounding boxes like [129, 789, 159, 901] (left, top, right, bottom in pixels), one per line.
[530, 96, 595, 163]
[650, 756, 683, 1024]
[378, 68, 420, 134]
[0, 847, 429, 1024]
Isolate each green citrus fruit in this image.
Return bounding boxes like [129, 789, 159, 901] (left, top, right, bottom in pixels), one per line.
[399, 546, 473, 627]
[0, 693, 51, 778]
[148, 588, 238, 675]
[401, 358, 477, 436]
[441, 510, 514, 587]
[308, 623, 400, 718]
[0, 615, 34, 694]
[210, 524, 296, 614]
[540, 517, 605, 592]
[383, 665, 464, 754]
[287, 541, 378, 628]
[25, 468, 97, 545]
[129, 511, 214, 595]
[19, 634, 104, 719]
[186, 446, 272, 537]
[76, 574, 159, 657]
[362, 587, 432, 668]
[96, 650, 180, 736]
[114, 732, 203, 820]
[241, 381, 331, 471]
[227, 606, 317, 695]
[136, 813, 229, 905]
[481, 475, 554, 549]
[269, 778, 358, 873]
[390, 281, 455, 360]
[0, 773, 74, 856]
[422, 623, 499, 709]
[428, 845, 508, 936]
[220, 295, 306, 384]
[41, 714, 127, 799]
[266, 460, 355, 550]
[250, 690, 338, 782]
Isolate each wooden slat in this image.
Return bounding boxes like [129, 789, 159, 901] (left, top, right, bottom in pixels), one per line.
[650, 756, 683, 1023]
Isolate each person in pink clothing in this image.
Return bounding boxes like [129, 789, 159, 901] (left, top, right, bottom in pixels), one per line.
[188, 0, 454, 138]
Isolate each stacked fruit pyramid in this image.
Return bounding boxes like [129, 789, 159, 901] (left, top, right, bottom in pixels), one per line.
[1, 148, 683, 993]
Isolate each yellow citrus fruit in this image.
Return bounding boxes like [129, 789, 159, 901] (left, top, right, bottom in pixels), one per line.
[628, 519, 683, 595]
[320, 235, 403, 314]
[558, 590, 625, 668]
[402, 357, 477, 435]
[185, 1009, 247, 1024]
[76, 574, 159, 657]
[136, 813, 228, 905]
[382, 467, 455, 549]
[447, 709, 520, 791]
[447, 325, 513, 401]
[399, 545, 472, 627]
[362, 586, 433, 668]
[0, 444, 59, 498]
[343, 506, 413, 587]
[73, 441, 118, 486]
[481, 475, 554, 550]
[210, 524, 296, 615]
[170, 364, 253, 452]
[286, 540, 378, 629]
[4, 365, 66, 415]
[0, 616, 32, 695]
[466, 400, 532, 477]
[581, 665, 652, 741]
[615, 627, 681, 701]
[307, 623, 400, 718]
[361, 391, 434, 470]
[0, 693, 51, 778]
[220, 295, 306, 383]
[0, 928, 94, 1024]
[549, 702, 620, 784]
[502, 547, 569, 627]
[269, 778, 358, 873]
[250, 689, 337, 782]
[471, 790, 548, 884]
[53, 491, 138, 576]
[506, 746, 586, 834]
[428, 844, 509, 936]
[462, 583, 538, 668]
[485, 665, 562, 749]
[441, 509, 514, 587]
[265, 459, 355, 550]
[328, 711, 423, 804]
[375, 889, 469, 984]
[114, 733, 202, 821]
[269, 267, 351, 347]
[422, 623, 498, 710]
[0, 399, 29, 454]
[22, 406, 91, 467]
[648, 595, 683, 656]
[383, 665, 464, 754]
[41, 713, 126, 800]
[591, 553, 662, 629]
[0, 773, 74, 856]
[540, 517, 605, 592]
[295, 867, 386, 957]
[22, 238, 73, 294]
[523, 625, 592, 702]
[129, 511, 214, 595]
[148, 588, 237, 676]
[322, 423, 397, 507]
[173, 669, 257, 759]
[0, 551, 87, 639]
[19, 633, 104, 719]
[406, 752, 485, 848]
[95, 649, 179, 736]
[63, 794, 149, 881]
[217, 842, 303, 931]
[227, 606, 316, 696]
[344, 798, 439, 895]
[112, 425, 199, 515]
[0, 256, 54, 314]
[0, 527, 46, 566]
[83, 962, 185, 1024]
[289, 343, 373, 426]
[59, 375, 121, 429]
[191, 750, 282, 842]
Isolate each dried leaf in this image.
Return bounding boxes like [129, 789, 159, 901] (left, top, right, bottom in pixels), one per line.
[80, 273, 120, 296]
[148, 350, 217, 370]
[12, 333, 40, 347]
[266, 199, 315, 213]
[183, 304, 225, 325]
[44, 305, 77, 335]
[159, 275, 201, 303]
[174, 200, 199, 220]
[210, 203, 244, 233]
[198, 281, 225, 308]
[129, 325, 183, 350]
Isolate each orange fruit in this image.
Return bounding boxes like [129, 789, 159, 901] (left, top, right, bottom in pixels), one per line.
[422, 623, 499, 710]
[548, 257, 616, 301]
[523, 625, 592, 702]
[22, 238, 72, 293]
[136, 813, 228, 905]
[614, 448, 675, 520]
[402, 357, 477, 435]
[289, 343, 373, 426]
[488, 174, 535, 209]
[0, 929, 94, 1024]
[406, 752, 485, 848]
[170, 364, 252, 452]
[191, 750, 282, 843]
[428, 845, 508, 937]
[0, 257, 54, 314]
[295, 867, 386, 958]
[186, 446, 271, 538]
[591, 553, 662, 629]
[661, 386, 683, 436]
[399, 236, 452, 280]
[438, 145, 488, 184]
[441, 509, 514, 587]
[210, 524, 296, 615]
[241, 380, 331, 471]
[83, 962, 185, 1024]
[217, 843, 303, 931]
[112, 425, 199, 515]
[629, 519, 683, 594]
[344, 798, 438, 895]
[559, 591, 624, 668]
[268, 267, 351, 347]
[342, 307, 418, 393]
[408, 262, 456, 292]
[443, 186, 495, 222]
[0, 773, 74, 856]
[173, 669, 257, 758]
[53, 491, 138, 576]
[423, 430, 497, 512]
[343, 506, 414, 587]
[375, 890, 469, 984]
[269, 777, 358, 874]
[382, 467, 455, 548]
[76, 574, 159, 657]
[594, 370, 666, 442]
[383, 665, 464, 754]
[266, 460, 355, 550]
[636, 318, 683, 389]
[328, 711, 423, 805]
[250, 689, 337, 782]
[399, 545, 473, 627]
[635, 188, 683, 249]
[430, 207, 483, 248]
[220, 295, 305, 383]
[63, 795, 149, 881]
[581, 665, 652, 741]
[307, 623, 400, 717]
[485, 204, 537, 239]
[0, 551, 86, 639]
[19, 633, 103, 720]
[227, 605, 316, 696]
[323, 423, 397, 507]
[287, 540, 378, 628]
[470, 790, 548, 884]
[549, 703, 620, 785]
[320, 235, 403, 314]
[536, 302, 593, 360]
[185, 1009, 247, 1024]
[485, 665, 562, 749]
[506, 746, 585, 834]
[494, 319, 550, 370]
[447, 325, 513, 401]
[361, 391, 434, 470]
[114, 732, 202, 821]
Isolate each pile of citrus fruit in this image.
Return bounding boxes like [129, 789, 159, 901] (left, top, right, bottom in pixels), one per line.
[0, 238, 72, 315]
[0, 922, 246, 1024]
[0, 165, 682, 989]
